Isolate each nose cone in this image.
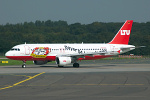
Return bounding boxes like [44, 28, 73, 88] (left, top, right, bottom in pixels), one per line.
[5, 51, 9, 57]
[5, 51, 12, 59]
[5, 51, 19, 60]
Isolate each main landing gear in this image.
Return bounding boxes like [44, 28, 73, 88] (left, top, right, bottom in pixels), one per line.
[73, 63, 79, 68]
[22, 60, 26, 68]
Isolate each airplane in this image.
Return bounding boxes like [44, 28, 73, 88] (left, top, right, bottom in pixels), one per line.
[5, 20, 136, 68]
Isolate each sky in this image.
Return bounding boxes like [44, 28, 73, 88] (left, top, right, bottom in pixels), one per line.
[0, 0, 150, 25]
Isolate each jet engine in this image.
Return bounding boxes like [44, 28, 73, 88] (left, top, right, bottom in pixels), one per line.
[33, 60, 48, 65]
[56, 57, 72, 66]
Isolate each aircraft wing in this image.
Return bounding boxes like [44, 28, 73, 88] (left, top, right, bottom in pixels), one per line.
[57, 52, 106, 58]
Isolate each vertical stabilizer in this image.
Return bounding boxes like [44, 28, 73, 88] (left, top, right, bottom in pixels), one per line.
[108, 20, 133, 45]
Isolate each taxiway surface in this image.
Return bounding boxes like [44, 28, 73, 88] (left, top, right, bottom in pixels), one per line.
[0, 58, 150, 100]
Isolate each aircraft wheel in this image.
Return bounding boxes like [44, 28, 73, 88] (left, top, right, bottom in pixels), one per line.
[58, 65, 64, 68]
[73, 63, 79, 68]
[22, 64, 26, 68]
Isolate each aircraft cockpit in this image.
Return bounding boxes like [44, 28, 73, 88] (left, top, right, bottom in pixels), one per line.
[10, 48, 20, 51]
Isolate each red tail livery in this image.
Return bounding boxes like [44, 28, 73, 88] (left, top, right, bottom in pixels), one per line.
[109, 20, 133, 45]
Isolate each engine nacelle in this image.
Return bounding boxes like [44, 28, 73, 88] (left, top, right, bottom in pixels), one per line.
[56, 57, 72, 66]
[33, 60, 48, 65]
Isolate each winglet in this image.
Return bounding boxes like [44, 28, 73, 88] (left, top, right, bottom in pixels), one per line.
[108, 20, 133, 45]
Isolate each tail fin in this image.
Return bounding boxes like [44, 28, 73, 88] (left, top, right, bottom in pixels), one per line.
[108, 20, 133, 45]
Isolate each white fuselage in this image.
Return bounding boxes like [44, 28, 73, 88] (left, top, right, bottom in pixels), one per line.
[5, 43, 135, 61]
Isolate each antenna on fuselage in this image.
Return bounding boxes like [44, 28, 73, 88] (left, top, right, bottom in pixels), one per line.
[25, 42, 26, 44]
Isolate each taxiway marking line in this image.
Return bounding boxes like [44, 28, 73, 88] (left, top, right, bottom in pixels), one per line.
[64, 84, 145, 86]
[0, 72, 45, 91]
[0, 83, 145, 88]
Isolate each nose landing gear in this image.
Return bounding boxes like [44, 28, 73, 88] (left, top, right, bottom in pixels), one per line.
[22, 60, 26, 68]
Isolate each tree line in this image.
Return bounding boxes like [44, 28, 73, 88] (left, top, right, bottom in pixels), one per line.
[0, 20, 150, 55]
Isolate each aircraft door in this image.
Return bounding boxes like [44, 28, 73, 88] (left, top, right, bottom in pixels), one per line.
[24, 45, 30, 55]
[110, 45, 115, 53]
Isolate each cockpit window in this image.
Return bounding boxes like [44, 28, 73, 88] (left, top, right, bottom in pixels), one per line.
[11, 48, 20, 51]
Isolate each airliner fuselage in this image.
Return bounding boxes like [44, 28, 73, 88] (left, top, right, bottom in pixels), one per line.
[6, 43, 135, 60]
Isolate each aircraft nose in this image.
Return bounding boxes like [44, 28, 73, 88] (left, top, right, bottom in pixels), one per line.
[5, 51, 12, 58]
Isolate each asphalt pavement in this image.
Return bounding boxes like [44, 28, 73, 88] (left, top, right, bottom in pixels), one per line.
[0, 58, 150, 100]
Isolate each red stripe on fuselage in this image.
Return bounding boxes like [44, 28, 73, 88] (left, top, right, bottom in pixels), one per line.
[6, 55, 112, 61]
[6, 56, 56, 61]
